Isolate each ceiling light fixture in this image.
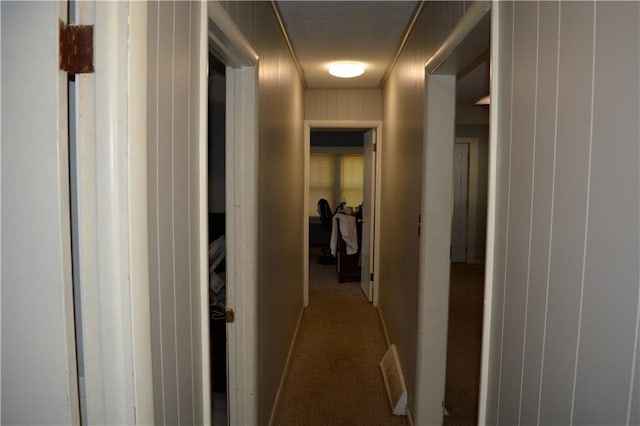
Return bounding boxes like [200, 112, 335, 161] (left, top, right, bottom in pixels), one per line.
[328, 62, 365, 78]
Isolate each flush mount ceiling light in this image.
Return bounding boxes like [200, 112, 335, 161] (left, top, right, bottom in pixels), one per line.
[328, 62, 365, 78]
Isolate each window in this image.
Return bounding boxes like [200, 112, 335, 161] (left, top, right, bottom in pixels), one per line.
[309, 153, 364, 217]
[310, 154, 335, 217]
[340, 155, 364, 208]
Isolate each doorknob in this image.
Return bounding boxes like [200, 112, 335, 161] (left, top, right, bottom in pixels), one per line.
[358, 218, 365, 223]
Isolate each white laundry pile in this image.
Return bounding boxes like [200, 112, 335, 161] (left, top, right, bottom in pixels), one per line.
[330, 213, 358, 256]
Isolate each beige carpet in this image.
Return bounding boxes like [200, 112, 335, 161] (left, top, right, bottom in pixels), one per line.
[443, 263, 485, 426]
[273, 247, 408, 426]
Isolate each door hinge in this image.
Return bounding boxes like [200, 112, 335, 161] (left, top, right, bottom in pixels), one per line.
[225, 309, 235, 323]
[60, 21, 94, 74]
[418, 214, 421, 236]
[370, 272, 374, 282]
[372, 143, 377, 152]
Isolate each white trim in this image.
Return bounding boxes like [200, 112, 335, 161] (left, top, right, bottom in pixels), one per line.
[455, 136, 484, 264]
[415, 74, 457, 424]
[208, 1, 258, 66]
[267, 308, 305, 426]
[224, 66, 259, 426]
[73, 1, 154, 423]
[304, 126, 311, 307]
[197, 2, 211, 424]
[478, 2, 501, 423]
[303, 120, 383, 307]
[127, 2, 154, 424]
[207, 3, 260, 423]
[425, 1, 491, 74]
[415, 4, 492, 424]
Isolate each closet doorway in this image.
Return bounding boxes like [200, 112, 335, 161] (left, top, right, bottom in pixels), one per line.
[206, 2, 260, 423]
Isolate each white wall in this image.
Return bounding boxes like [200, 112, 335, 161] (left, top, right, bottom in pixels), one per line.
[486, 2, 640, 424]
[146, 1, 207, 424]
[218, 2, 306, 423]
[379, 1, 470, 415]
[305, 89, 382, 121]
[1, 2, 80, 424]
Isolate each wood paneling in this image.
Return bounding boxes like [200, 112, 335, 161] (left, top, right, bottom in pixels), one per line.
[220, 3, 306, 424]
[305, 89, 382, 121]
[489, 2, 640, 424]
[147, 2, 206, 424]
[379, 1, 467, 416]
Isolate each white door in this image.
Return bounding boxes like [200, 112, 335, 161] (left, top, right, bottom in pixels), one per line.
[1, 2, 81, 424]
[451, 143, 469, 263]
[360, 129, 376, 301]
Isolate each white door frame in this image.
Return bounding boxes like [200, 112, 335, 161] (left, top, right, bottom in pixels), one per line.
[72, 1, 153, 423]
[478, 3, 501, 423]
[303, 120, 382, 307]
[207, 2, 259, 424]
[413, 1, 494, 423]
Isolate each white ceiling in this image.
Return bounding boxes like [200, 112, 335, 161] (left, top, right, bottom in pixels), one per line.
[276, 1, 417, 89]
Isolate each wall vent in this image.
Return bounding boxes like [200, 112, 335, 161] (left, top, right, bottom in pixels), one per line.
[379, 344, 408, 416]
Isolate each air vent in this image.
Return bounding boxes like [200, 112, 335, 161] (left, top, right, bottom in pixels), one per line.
[379, 344, 408, 416]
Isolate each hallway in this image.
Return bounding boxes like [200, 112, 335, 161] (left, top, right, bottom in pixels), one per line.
[272, 247, 408, 425]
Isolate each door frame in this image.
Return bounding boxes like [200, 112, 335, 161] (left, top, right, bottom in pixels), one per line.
[413, 1, 495, 423]
[455, 136, 484, 264]
[303, 120, 382, 307]
[71, 1, 153, 423]
[207, 2, 259, 424]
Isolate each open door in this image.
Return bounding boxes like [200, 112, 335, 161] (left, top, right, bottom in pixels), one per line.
[360, 129, 376, 302]
[1, 2, 80, 423]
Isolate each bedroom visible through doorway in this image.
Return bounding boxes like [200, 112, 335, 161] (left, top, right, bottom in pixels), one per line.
[304, 122, 381, 307]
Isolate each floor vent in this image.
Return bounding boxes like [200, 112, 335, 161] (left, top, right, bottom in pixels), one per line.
[379, 344, 407, 416]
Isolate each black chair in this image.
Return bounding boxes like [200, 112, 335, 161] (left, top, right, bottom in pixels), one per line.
[317, 198, 335, 264]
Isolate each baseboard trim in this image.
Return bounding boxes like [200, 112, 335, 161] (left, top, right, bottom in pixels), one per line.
[377, 306, 391, 348]
[406, 405, 415, 426]
[268, 306, 305, 426]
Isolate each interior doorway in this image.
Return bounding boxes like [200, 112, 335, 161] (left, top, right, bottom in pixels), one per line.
[444, 61, 490, 423]
[206, 2, 260, 423]
[442, 18, 490, 425]
[303, 121, 382, 307]
[207, 52, 228, 426]
[414, 3, 492, 424]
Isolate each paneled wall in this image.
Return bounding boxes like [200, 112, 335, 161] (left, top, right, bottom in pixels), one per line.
[487, 2, 640, 424]
[379, 0, 471, 416]
[218, 2, 306, 424]
[305, 89, 382, 121]
[147, 2, 207, 424]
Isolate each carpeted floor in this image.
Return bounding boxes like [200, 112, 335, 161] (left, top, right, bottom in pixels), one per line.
[273, 247, 408, 426]
[273, 247, 484, 426]
[443, 263, 485, 426]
